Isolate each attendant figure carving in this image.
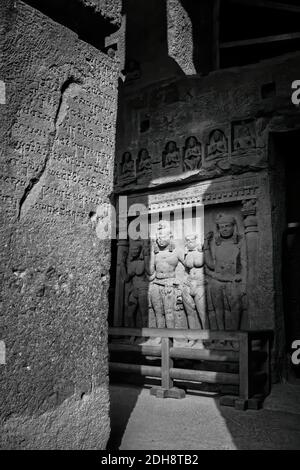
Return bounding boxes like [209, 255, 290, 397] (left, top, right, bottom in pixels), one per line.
[145, 222, 188, 344]
[121, 240, 150, 339]
[182, 233, 207, 348]
[204, 214, 246, 330]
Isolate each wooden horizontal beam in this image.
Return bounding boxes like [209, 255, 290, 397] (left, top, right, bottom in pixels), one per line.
[228, 0, 300, 14]
[170, 367, 239, 385]
[110, 362, 161, 378]
[110, 327, 242, 341]
[109, 327, 272, 341]
[109, 362, 239, 385]
[220, 32, 300, 49]
[109, 343, 240, 362]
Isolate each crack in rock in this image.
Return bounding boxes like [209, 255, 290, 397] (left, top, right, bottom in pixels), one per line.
[18, 77, 82, 220]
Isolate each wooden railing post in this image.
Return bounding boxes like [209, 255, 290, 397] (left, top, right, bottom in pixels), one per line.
[150, 336, 185, 399]
[161, 337, 173, 390]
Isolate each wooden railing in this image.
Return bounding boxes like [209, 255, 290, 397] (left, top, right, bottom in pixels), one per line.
[109, 327, 272, 410]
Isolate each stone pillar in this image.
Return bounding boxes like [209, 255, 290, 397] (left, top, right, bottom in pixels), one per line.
[0, 1, 119, 449]
[242, 199, 259, 329]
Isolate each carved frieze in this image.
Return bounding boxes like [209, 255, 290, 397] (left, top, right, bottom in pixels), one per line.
[116, 117, 268, 192]
[125, 175, 261, 215]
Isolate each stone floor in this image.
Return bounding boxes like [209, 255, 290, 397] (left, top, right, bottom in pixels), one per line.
[108, 383, 300, 450]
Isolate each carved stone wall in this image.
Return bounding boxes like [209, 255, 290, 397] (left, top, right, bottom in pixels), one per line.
[114, 36, 300, 374]
[0, 1, 118, 449]
[115, 52, 300, 193]
[167, 0, 196, 76]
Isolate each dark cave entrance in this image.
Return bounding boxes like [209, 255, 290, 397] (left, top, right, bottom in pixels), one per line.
[271, 130, 300, 379]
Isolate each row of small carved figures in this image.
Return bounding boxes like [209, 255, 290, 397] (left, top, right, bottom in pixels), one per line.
[120, 127, 256, 178]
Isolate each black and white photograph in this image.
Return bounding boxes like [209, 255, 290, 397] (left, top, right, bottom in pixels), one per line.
[1, 0, 300, 454]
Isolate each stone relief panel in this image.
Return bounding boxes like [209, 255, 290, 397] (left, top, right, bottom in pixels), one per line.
[115, 117, 267, 192]
[115, 70, 275, 193]
[113, 177, 264, 344]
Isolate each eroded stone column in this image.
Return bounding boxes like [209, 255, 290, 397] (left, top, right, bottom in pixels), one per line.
[242, 199, 259, 329]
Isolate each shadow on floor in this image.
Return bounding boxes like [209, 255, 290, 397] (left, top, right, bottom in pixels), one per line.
[107, 381, 142, 450]
[108, 383, 300, 450]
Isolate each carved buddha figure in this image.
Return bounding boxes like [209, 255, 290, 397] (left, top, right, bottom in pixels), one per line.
[136, 148, 152, 175]
[207, 130, 227, 161]
[121, 151, 134, 177]
[145, 221, 187, 343]
[182, 233, 207, 348]
[234, 123, 256, 150]
[204, 214, 246, 330]
[162, 141, 181, 169]
[183, 136, 202, 171]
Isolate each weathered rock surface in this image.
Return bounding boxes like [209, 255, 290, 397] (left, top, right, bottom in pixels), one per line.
[0, 0, 118, 449]
[81, 0, 122, 25]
